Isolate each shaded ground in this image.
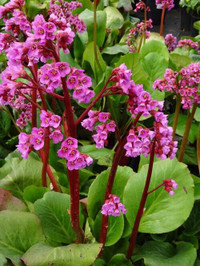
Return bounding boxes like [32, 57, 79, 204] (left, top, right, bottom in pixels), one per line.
[153, 7, 190, 39]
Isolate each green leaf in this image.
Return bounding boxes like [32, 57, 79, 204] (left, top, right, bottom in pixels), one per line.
[93, 211, 124, 246]
[23, 185, 49, 203]
[116, 53, 149, 84]
[140, 40, 169, 62]
[0, 156, 43, 200]
[88, 166, 134, 219]
[169, 53, 192, 71]
[168, 113, 199, 143]
[79, 9, 106, 47]
[141, 52, 168, 81]
[104, 6, 124, 30]
[22, 243, 102, 266]
[24, 0, 48, 19]
[0, 211, 44, 265]
[108, 254, 132, 266]
[34, 192, 77, 244]
[133, 241, 197, 266]
[79, 145, 114, 166]
[82, 42, 106, 82]
[184, 200, 200, 235]
[124, 159, 194, 234]
[0, 111, 11, 139]
[102, 45, 129, 55]
[59, 50, 81, 68]
[0, 188, 27, 211]
[117, 0, 132, 11]
[0, 254, 7, 266]
[192, 175, 200, 200]
[194, 107, 200, 122]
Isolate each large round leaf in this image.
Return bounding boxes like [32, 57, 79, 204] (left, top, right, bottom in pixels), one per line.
[0, 211, 44, 265]
[124, 159, 194, 234]
[133, 241, 196, 266]
[22, 243, 102, 266]
[104, 6, 124, 30]
[34, 192, 83, 244]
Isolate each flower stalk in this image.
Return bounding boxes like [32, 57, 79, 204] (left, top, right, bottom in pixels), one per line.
[126, 139, 155, 259]
[178, 103, 198, 162]
[172, 94, 181, 140]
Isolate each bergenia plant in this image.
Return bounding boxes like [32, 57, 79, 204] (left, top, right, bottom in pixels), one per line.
[0, 0, 198, 264]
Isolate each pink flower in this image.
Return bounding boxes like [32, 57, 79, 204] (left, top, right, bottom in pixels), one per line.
[101, 194, 127, 216]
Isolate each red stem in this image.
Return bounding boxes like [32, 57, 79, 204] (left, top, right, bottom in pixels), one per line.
[39, 150, 61, 192]
[68, 169, 85, 243]
[19, 92, 42, 110]
[160, 4, 166, 36]
[147, 183, 164, 195]
[53, 48, 84, 242]
[126, 140, 156, 259]
[99, 113, 142, 254]
[52, 96, 56, 113]
[41, 128, 50, 188]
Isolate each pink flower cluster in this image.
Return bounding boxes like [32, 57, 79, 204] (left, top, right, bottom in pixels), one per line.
[177, 39, 199, 51]
[39, 63, 94, 103]
[111, 64, 163, 118]
[163, 179, 178, 196]
[134, 1, 150, 12]
[165, 34, 177, 52]
[126, 19, 153, 52]
[0, 0, 24, 18]
[156, 0, 174, 10]
[101, 194, 127, 217]
[153, 63, 200, 109]
[17, 111, 63, 158]
[124, 112, 177, 160]
[49, 0, 86, 34]
[81, 110, 116, 149]
[57, 137, 93, 171]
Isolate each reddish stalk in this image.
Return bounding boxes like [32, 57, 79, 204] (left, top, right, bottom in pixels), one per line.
[41, 128, 50, 187]
[160, 4, 166, 36]
[39, 150, 60, 192]
[68, 169, 85, 243]
[172, 95, 181, 140]
[52, 48, 84, 242]
[19, 92, 42, 110]
[126, 140, 156, 260]
[99, 113, 142, 254]
[147, 183, 164, 195]
[178, 103, 198, 162]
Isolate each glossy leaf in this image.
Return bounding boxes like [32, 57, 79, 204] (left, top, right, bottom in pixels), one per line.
[0, 211, 44, 265]
[0, 156, 43, 200]
[23, 186, 49, 203]
[133, 241, 196, 266]
[104, 6, 124, 30]
[102, 45, 129, 55]
[140, 40, 169, 62]
[108, 254, 132, 266]
[34, 192, 77, 244]
[168, 113, 199, 143]
[93, 211, 124, 246]
[88, 166, 134, 219]
[22, 243, 102, 266]
[79, 9, 106, 46]
[124, 159, 194, 234]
